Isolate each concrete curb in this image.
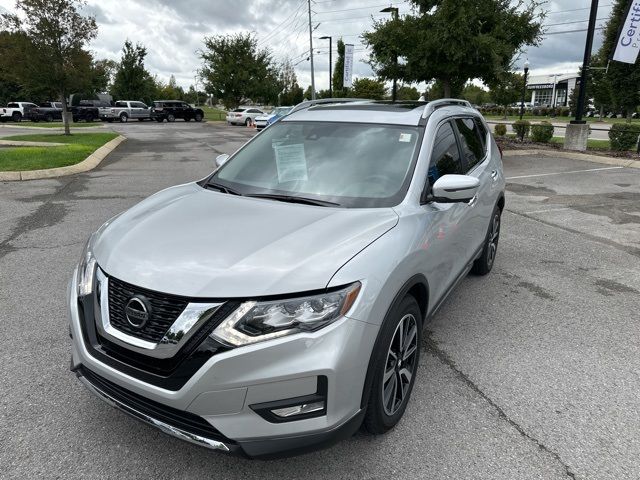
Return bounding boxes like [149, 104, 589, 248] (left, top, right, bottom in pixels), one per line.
[503, 149, 640, 169]
[0, 135, 126, 181]
[0, 140, 66, 147]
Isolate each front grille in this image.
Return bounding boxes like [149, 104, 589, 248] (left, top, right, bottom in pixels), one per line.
[108, 276, 188, 342]
[79, 366, 231, 442]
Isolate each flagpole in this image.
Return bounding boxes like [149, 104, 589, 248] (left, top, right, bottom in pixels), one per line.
[572, 0, 599, 124]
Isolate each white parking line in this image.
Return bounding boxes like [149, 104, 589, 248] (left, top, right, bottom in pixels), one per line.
[506, 166, 624, 180]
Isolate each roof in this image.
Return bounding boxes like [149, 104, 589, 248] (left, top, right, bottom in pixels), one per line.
[284, 99, 475, 126]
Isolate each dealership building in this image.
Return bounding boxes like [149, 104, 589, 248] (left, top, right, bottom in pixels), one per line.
[526, 73, 580, 107]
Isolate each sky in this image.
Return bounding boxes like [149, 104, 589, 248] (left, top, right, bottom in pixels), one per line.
[0, 0, 615, 91]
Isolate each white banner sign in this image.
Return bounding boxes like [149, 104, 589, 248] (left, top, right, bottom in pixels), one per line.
[343, 44, 355, 88]
[612, 0, 640, 64]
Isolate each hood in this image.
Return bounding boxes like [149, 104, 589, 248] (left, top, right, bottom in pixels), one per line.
[93, 183, 398, 298]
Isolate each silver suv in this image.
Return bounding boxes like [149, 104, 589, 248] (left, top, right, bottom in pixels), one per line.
[69, 99, 505, 458]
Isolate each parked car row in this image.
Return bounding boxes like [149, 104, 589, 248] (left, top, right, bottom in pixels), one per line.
[0, 99, 205, 124]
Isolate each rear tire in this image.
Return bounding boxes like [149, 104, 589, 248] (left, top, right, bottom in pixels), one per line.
[45, 114, 53, 122]
[156, 117, 164, 123]
[12, 112, 22, 122]
[363, 295, 422, 434]
[471, 204, 502, 275]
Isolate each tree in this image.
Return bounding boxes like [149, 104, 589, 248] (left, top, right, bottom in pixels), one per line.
[593, 0, 640, 120]
[351, 78, 387, 100]
[278, 59, 304, 106]
[396, 85, 420, 101]
[488, 71, 523, 117]
[200, 32, 279, 109]
[2, 0, 97, 134]
[461, 83, 489, 105]
[332, 38, 350, 97]
[363, 0, 543, 98]
[156, 74, 185, 100]
[111, 40, 157, 104]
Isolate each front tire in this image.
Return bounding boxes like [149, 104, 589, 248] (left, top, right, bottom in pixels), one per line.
[167, 114, 175, 122]
[363, 295, 422, 434]
[119, 113, 128, 123]
[12, 112, 22, 122]
[471, 205, 502, 275]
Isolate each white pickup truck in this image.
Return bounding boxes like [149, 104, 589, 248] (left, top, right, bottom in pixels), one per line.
[102, 100, 151, 122]
[0, 101, 39, 122]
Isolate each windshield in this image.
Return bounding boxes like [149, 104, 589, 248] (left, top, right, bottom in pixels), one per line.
[272, 107, 292, 116]
[210, 121, 421, 208]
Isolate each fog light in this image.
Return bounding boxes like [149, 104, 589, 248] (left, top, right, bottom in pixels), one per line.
[271, 401, 325, 418]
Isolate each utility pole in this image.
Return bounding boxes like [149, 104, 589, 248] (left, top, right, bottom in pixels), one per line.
[308, 0, 316, 100]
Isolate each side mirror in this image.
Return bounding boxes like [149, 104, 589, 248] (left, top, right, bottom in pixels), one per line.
[215, 154, 230, 168]
[432, 174, 480, 203]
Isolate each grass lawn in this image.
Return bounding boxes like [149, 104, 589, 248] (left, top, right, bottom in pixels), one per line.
[200, 106, 227, 121]
[0, 132, 118, 171]
[485, 115, 640, 125]
[0, 121, 102, 128]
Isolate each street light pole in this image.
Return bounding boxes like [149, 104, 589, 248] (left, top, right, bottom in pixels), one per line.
[380, 6, 399, 102]
[519, 60, 530, 121]
[320, 36, 332, 97]
[572, 0, 599, 124]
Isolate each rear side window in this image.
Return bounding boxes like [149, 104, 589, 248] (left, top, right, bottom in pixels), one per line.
[232, 108, 245, 113]
[8, 103, 18, 108]
[115, 101, 127, 107]
[454, 118, 485, 171]
[428, 122, 462, 185]
[474, 118, 488, 150]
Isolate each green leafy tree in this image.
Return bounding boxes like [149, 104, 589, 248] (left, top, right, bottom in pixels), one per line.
[461, 83, 489, 105]
[396, 85, 420, 100]
[111, 40, 157, 103]
[351, 78, 387, 100]
[593, 0, 640, 120]
[278, 59, 304, 106]
[2, 0, 98, 134]
[200, 32, 279, 109]
[156, 74, 185, 100]
[488, 71, 524, 117]
[363, 0, 543, 98]
[332, 38, 350, 97]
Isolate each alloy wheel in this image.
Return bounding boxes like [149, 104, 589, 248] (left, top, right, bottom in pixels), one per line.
[382, 313, 418, 416]
[487, 213, 500, 268]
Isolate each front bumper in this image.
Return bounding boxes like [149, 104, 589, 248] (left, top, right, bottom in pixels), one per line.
[68, 272, 378, 457]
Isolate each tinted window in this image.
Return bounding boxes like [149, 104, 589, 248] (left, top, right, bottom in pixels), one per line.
[247, 109, 261, 113]
[115, 101, 127, 107]
[428, 122, 462, 185]
[232, 108, 246, 113]
[474, 118, 488, 150]
[133, 102, 147, 108]
[455, 118, 485, 172]
[8, 103, 19, 108]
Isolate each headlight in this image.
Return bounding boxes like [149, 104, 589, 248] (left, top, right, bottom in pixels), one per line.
[211, 282, 361, 347]
[76, 235, 97, 297]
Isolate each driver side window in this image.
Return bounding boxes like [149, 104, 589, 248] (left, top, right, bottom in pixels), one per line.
[427, 121, 463, 187]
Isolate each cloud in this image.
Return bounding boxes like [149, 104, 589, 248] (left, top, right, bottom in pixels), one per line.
[0, 0, 616, 92]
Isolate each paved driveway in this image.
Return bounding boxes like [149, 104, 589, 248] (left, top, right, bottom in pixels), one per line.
[1, 122, 639, 479]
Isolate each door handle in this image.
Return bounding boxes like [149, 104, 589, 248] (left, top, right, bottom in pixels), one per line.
[490, 170, 499, 181]
[468, 195, 478, 207]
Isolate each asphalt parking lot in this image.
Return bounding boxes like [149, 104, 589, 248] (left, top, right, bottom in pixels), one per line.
[1, 121, 639, 479]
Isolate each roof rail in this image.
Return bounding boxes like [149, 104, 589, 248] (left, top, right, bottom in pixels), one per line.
[289, 98, 371, 114]
[421, 99, 472, 118]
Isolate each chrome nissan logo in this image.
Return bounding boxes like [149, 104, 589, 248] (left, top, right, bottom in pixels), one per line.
[124, 296, 151, 328]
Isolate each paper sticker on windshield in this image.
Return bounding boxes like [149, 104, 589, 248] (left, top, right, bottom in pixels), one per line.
[274, 144, 308, 183]
[399, 133, 413, 143]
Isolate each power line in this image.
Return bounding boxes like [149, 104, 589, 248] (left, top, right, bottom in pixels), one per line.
[315, 2, 409, 15]
[545, 17, 605, 27]
[546, 4, 611, 15]
[545, 26, 605, 36]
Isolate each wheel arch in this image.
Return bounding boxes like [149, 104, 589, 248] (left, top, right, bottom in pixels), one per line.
[359, 274, 429, 409]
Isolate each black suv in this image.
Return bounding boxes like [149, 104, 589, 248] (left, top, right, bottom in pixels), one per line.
[151, 101, 204, 123]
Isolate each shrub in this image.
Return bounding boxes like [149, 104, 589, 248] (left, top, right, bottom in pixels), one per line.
[530, 122, 554, 143]
[512, 120, 531, 140]
[608, 123, 640, 151]
[494, 123, 507, 136]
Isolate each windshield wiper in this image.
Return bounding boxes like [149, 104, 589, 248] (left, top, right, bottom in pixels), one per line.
[245, 193, 340, 207]
[204, 181, 243, 196]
